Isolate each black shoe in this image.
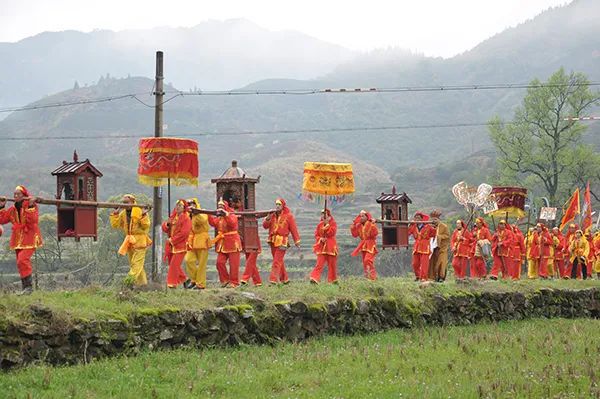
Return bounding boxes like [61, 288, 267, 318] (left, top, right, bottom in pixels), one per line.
[18, 275, 33, 295]
[282, 280, 290, 285]
[183, 279, 192, 289]
[187, 282, 197, 290]
[240, 280, 248, 286]
[310, 279, 318, 285]
[489, 276, 498, 281]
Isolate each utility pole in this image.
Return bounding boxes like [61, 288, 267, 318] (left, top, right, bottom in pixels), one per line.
[151, 51, 164, 282]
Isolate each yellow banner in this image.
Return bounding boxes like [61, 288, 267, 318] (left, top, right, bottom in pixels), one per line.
[302, 162, 355, 196]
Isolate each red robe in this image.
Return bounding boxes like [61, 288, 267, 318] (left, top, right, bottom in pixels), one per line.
[408, 223, 436, 255]
[313, 217, 338, 256]
[491, 229, 514, 258]
[470, 226, 492, 257]
[451, 228, 472, 257]
[529, 230, 553, 260]
[350, 217, 378, 255]
[263, 211, 300, 248]
[209, 213, 242, 253]
[0, 200, 43, 250]
[162, 212, 192, 254]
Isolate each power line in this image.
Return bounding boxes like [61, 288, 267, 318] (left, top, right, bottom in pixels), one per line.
[171, 81, 600, 96]
[0, 94, 151, 113]
[0, 121, 511, 141]
[2, 80, 599, 114]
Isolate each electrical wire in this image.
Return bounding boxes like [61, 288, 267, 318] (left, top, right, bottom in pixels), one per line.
[170, 81, 600, 96]
[0, 121, 514, 141]
[1, 80, 598, 114]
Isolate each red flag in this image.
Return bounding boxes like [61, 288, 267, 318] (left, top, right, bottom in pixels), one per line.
[559, 188, 580, 231]
[582, 181, 593, 233]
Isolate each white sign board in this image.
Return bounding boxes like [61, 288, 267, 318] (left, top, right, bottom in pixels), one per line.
[539, 207, 557, 221]
[482, 199, 499, 215]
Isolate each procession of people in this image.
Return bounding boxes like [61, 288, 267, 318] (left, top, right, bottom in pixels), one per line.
[0, 184, 598, 295]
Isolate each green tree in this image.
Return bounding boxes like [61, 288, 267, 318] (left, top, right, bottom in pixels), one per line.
[488, 68, 600, 205]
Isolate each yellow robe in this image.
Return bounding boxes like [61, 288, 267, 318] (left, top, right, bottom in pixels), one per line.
[569, 237, 590, 263]
[525, 231, 538, 279]
[593, 234, 600, 273]
[185, 212, 212, 288]
[109, 208, 151, 285]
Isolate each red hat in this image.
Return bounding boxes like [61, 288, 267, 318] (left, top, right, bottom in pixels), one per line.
[414, 211, 430, 221]
[275, 197, 290, 214]
[475, 217, 488, 228]
[15, 185, 29, 197]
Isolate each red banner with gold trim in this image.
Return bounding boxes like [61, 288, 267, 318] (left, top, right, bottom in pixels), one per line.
[138, 138, 198, 186]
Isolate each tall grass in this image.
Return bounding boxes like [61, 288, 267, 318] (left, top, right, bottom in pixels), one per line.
[1, 318, 598, 398]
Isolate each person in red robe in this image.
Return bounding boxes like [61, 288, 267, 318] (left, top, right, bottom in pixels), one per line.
[310, 209, 338, 284]
[263, 198, 300, 285]
[470, 217, 492, 278]
[228, 196, 262, 287]
[408, 212, 436, 281]
[529, 223, 554, 279]
[551, 227, 566, 279]
[450, 219, 472, 280]
[350, 210, 378, 280]
[490, 219, 514, 280]
[510, 224, 526, 280]
[209, 199, 243, 288]
[162, 199, 192, 288]
[0, 186, 43, 294]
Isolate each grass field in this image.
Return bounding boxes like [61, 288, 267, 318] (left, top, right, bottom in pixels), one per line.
[1, 277, 599, 325]
[0, 318, 598, 398]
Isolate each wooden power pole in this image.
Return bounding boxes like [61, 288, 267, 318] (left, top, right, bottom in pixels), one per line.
[151, 51, 164, 282]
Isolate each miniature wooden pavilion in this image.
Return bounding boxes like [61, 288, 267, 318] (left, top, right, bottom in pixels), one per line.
[51, 151, 103, 241]
[375, 186, 412, 249]
[211, 160, 261, 252]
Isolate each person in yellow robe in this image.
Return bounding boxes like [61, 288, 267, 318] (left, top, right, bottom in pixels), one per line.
[569, 230, 590, 280]
[185, 198, 212, 289]
[109, 194, 151, 286]
[592, 231, 600, 279]
[525, 227, 537, 279]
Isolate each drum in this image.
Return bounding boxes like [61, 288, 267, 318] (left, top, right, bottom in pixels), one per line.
[479, 240, 492, 258]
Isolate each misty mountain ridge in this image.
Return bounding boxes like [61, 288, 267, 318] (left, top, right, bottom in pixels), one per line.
[0, 18, 356, 109]
[1, 0, 600, 216]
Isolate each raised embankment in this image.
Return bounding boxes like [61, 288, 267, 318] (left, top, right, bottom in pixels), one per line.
[1, 281, 598, 370]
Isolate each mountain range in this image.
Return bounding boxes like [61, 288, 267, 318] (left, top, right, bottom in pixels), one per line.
[1, 0, 599, 225]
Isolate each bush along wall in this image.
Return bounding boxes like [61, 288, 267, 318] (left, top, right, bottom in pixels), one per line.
[1, 287, 598, 370]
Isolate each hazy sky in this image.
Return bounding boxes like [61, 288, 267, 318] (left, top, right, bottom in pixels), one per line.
[1, 0, 570, 57]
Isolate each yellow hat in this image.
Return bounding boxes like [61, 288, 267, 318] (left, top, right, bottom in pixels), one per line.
[187, 198, 200, 209]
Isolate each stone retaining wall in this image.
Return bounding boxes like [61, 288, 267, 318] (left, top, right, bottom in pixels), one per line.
[1, 288, 598, 370]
